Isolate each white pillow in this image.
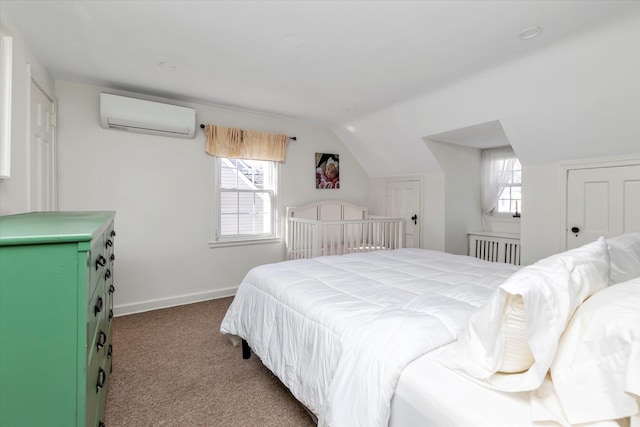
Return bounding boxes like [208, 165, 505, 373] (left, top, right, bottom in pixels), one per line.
[607, 232, 640, 284]
[441, 237, 610, 392]
[546, 278, 640, 425]
[498, 294, 534, 373]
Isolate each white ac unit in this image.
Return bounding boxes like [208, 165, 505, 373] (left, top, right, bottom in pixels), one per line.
[99, 93, 196, 139]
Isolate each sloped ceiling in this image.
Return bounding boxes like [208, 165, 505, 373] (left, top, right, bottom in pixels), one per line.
[427, 121, 511, 150]
[2, 1, 639, 176]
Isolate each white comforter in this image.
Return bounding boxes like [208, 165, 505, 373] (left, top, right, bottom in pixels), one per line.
[220, 248, 520, 427]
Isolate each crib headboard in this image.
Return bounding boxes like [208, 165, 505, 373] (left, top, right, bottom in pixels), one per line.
[286, 200, 367, 221]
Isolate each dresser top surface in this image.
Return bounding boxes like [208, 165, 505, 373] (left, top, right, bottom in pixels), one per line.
[0, 211, 115, 246]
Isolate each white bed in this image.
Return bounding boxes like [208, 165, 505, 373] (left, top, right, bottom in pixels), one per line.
[221, 234, 640, 427]
[221, 248, 520, 425]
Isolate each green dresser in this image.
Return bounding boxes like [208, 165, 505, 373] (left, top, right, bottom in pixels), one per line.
[0, 211, 116, 427]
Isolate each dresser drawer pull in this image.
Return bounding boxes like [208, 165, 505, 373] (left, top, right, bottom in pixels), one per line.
[110, 253, 115, 261]
[106, 239, 113, 248]
[105, 269, 111, 279]
[109, 284, 115, 295]
[96, 368, 106, 392]
[94, 297, 103, 316]
[109, 309, 113, 321]
[111, 230, 116, 237]
[97, 330, 107, 351]
[95, 255, 107, 269]
[99, 421, 105, 427]
[108, 345, 114, 373]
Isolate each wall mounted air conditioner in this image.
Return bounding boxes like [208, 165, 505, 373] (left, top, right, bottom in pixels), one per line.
[99, 93, 196, 139]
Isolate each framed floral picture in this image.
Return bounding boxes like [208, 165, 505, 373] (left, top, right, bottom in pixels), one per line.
[315, 153, 339, 189]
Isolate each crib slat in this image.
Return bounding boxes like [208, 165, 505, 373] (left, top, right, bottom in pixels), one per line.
[287, 216, 404, 259]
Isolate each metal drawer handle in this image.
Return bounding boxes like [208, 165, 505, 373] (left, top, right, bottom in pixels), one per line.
[97, 330, 107, 351]
[96, 368, 106, 392]
[94, 296, 103, 316]
[108, 345, 113, 373]
[110, 230, 116, 237]
[105, 269, 111, 279]
[110, 253, 115, 261]
[99, 422, 105, 427]
[106, 239, 113, 248]
[95, 255, 107, 269]
[109, 284, 115, 295]
[109, 309, 113, 321]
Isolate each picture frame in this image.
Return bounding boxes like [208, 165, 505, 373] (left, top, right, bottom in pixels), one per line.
[315, 153, 339, 189]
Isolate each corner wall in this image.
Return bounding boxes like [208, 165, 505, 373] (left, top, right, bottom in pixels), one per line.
[520, 163, 563, 264]
[424, 140, 483, 255]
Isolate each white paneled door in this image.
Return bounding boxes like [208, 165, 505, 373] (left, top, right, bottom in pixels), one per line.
[385, 179, 421, 248]
[29, 79, 56, 211]
[566, 164, 640, 249]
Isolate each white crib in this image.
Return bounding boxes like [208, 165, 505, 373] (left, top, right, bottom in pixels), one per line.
[286, 200, 404, 260]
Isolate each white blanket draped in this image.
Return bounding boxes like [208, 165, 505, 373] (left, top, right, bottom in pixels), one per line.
[220, 249, 519, 427]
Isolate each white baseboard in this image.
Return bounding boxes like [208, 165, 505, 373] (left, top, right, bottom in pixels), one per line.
[113, 286, 238, 317]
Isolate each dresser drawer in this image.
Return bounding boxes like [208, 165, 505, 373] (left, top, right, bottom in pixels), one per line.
[88, 235, 106, 300]
[105, 275, 115, 324]
[87, 284, 106, 359]
[86, 346, 108, 427]
[94, 385, 108, 427]
[87, 325, 109, 427]
[104, 226, 115, 261]
[93, 343, 112, 427]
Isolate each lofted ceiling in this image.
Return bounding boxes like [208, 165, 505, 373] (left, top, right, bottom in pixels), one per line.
[2, 0, 639, 176]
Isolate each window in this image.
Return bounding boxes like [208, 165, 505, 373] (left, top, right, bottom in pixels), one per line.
[496, 158, 522, 215]
[212, 157, 278, 244]
[481, 146, 521, 219]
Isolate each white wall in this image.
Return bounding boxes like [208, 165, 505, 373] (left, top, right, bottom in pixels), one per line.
[520, 163, 564, 264]
[0, 17, 55, 215]
[55, 81, 371, 315]
[420, 172, 446, 252]
[423, 140, 483, 255]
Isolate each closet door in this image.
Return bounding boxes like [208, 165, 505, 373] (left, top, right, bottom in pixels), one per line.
[29, 78, 56, 211]
[566, 164, 640, 249]
[385, 179, 421, 248]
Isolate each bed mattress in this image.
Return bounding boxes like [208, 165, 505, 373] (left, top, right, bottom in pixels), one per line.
[390, 343, 532, 427]
[220, 248, 520, 427]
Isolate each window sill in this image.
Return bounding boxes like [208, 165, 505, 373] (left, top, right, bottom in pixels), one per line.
[208, 236, 282, 248]
[489, 214, 521, 223]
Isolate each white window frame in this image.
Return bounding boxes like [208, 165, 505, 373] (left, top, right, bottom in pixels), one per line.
[480, 146, 521, 221]
[209, 156, 280, 247]
[494, 158, 522, 218]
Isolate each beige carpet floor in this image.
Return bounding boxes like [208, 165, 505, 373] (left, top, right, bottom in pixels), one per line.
[104, 297, 315, 426]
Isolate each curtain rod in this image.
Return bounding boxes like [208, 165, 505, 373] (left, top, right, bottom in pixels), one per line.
[199, 124, 296, 141]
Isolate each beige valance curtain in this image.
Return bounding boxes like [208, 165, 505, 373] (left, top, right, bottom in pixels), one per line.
[204, 124, 290, 162]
